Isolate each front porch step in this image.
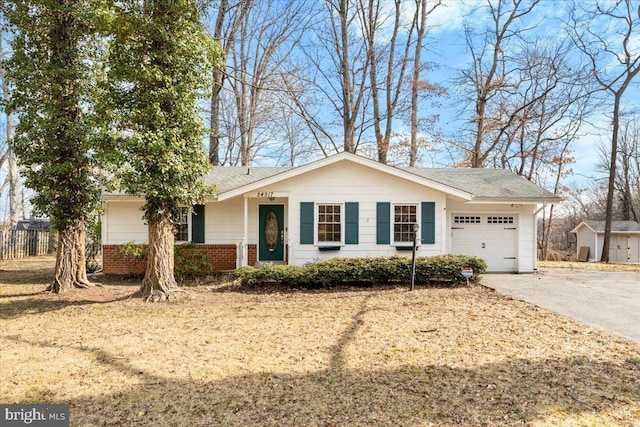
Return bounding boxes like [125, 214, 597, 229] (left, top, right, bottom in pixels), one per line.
[255, 261, 286, 267]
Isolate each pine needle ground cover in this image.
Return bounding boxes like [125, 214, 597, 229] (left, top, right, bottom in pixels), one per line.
[1, 257, 639, 426]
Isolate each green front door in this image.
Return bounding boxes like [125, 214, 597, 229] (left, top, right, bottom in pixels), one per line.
[258, 204, 285, 262]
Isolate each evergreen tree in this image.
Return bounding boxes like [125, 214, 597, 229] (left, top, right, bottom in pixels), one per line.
[104, 0, 220, 300]
[3, 0, 106, 292]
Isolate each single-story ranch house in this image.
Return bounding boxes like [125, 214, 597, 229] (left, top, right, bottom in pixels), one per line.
[571, 220, 640, 263]
[101, 152, 561, 274]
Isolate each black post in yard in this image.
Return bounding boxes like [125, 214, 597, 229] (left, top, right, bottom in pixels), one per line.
[410, 223, 418, 291]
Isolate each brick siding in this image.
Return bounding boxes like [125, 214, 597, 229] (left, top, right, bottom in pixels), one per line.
[102, 245, 147, 275]
[102, 243, 288, 275]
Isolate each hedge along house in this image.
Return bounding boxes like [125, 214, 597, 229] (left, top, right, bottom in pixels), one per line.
[101, 152, 561, 274]
[571, 220, 640, 263]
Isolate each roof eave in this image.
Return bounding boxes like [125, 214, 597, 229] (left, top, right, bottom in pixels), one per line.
[466, 196, 563, 204]
[102, 194, 143, 202]
[102, 194, 218, 202]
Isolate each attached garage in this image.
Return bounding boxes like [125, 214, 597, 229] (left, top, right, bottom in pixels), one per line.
[451, 214, 518, 272]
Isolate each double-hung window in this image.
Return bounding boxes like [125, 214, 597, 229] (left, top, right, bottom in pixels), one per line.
[376, 201, 434, 245]
[174, 206, 190, 242]
[317, 204, 342, 243]
[300, 202, 357, 246]
[171, 205, 205, 244]
[393, 204, 417, 243]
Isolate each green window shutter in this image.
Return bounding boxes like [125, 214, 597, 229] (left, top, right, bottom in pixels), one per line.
[345, 202, 359, 244]
[191, 204, 205, 244]
[376, 202, 390, 244]
[421, 201, 435, 244]
[300, 202, 314, 244]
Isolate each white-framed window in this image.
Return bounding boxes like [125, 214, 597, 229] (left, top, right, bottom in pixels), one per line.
[317, 204, 342, 243]
[174, 206, 190, 242]
[393, 204, 417, 242]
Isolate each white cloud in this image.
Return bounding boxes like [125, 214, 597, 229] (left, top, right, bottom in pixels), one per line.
[428, 1, 476, 34]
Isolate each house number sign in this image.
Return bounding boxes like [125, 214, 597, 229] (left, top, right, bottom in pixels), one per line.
[256, 191, 274, 198]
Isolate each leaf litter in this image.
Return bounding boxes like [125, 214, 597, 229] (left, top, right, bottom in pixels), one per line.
[1, 256, 639, 426]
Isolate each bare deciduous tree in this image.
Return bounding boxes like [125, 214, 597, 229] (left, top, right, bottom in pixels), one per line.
[298, 0, 371, 155]
[361, 0, 415, 164]
[568, 0, 640, 262]
[495, 39, 592, 179]
[409, 0, 441, 166]
[208, 0, 244, 166]
[208, 0, 310, 166]
[596, 118, 640, 223]
[460, 0, 540, 168]
[1, 21, 19, 228]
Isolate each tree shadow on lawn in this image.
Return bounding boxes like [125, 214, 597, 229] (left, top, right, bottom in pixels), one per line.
[209, 281, 461, 295]
[9, 293, 640, 426]
[0, 293, 138, 320]
[0, 267, 56, 285]
[18, 341, 640, 427]
[0, 280, 141, 320]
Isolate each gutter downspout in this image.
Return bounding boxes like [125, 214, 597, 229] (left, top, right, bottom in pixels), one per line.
[243, 196, 249, 267]
[533, 203, 546, 272]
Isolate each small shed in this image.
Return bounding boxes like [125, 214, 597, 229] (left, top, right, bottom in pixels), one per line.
[12, 218, 51, 232]
[571, 220, 640, 263]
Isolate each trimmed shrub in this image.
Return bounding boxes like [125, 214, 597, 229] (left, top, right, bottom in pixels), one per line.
[235, 265, 306, 287]
[174, 243, 214, 279]
[235, 255, 487, 289]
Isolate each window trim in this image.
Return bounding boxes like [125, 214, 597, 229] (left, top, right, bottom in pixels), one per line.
[174, 206, 192, 243]
[315, 202, 345, 246]
[392, 203, 420, 245]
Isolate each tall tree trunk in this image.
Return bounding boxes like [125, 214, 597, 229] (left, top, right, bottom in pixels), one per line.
[210, 70, 224, 166]
[49, 221, 92, 292]
[1, 29, 19, 227]
[209, 0, 229, 166]
[338, 0, 357, 154]
[410, 0, 426, 167]
[7, 115, 19, 226]
[140, 216, 180, 302]
[601, 93, 621, 262]
[364, 0, 384, 162]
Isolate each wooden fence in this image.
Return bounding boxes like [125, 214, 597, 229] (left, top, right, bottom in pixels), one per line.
[0, 230, 54, 260]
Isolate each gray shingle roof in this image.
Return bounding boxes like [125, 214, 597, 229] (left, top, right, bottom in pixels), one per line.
[583, 220, 640, 233]
[402, 167, 559, 200]
[104, 154, 561, 202]
[205, 164, 560, 201]
[204, 166, 293, 193]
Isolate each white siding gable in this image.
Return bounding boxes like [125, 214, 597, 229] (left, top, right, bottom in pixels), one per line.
[279, 161, 446, 265]
[102, 201, 147, 244]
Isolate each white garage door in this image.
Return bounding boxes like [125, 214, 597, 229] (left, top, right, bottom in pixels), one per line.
[451, 214, 518, 272]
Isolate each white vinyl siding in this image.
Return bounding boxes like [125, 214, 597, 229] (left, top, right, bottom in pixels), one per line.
[103, 160, 543, 273]
[286, 161, 446, 264]
[102, 201, 148, 244]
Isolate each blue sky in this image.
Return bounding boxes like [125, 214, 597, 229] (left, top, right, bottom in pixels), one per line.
[2, 0, 639, 220]
[422, 0, 639, 191]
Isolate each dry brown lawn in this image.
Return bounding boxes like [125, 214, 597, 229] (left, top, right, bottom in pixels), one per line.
[538, 260, 640, 272]
[1, 256, 639, 426]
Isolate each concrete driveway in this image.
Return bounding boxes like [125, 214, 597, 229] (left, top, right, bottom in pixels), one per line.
[481, 269, 640, 344]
